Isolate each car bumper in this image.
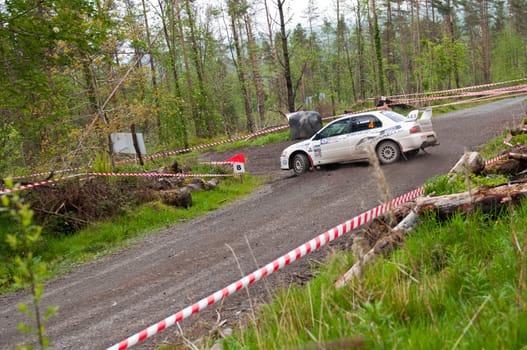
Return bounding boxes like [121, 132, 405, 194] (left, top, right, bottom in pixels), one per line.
[280, 156, 291, 170]
[398, 132, 439, 151]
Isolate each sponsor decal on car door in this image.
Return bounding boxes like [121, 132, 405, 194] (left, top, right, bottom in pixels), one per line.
[317, 118, 353, 164]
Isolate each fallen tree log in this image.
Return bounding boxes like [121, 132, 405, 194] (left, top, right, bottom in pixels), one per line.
[334, 210, 419, 288]
[510, 127, 527, 136]
[449, 152, 485, 174]
[415, 181, 527, 218]
[509, 152, 527, 161]
[335, 180, 527, 288]
[484, 158, 523, 176]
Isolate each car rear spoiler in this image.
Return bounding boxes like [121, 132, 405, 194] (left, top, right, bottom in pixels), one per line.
[420, 108, 432, 121]
[407, 108, 432, 121]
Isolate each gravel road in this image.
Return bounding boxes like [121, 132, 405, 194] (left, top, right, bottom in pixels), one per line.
[1, 97, 526, 350]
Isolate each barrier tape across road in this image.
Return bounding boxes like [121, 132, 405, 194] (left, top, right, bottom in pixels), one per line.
[385, 78, 527, 100]
[7, 80, 526, 181]
[106, 187, 425, 350]
[106, 147, 514, 350]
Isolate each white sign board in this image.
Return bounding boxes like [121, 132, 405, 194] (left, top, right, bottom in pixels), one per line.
[110, 133, 147, 155]
[233, 162, 245, 174]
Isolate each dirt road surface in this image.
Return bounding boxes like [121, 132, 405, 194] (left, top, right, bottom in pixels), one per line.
[1, 98, 526, 350]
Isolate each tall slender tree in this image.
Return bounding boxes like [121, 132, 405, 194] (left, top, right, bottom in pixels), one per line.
[277, 0, 295, 112]
[227, 0, 255, 132]
[157, 0, 189, 147]
[244, 7, 266, 127]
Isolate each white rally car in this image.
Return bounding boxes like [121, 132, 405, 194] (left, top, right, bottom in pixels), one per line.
[280, 109, 439, 176]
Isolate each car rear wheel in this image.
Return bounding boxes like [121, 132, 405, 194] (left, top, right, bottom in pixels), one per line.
[292, 153, 310, 176]
[376, 140, 401, 164]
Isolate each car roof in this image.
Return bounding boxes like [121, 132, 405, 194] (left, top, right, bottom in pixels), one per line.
[329, 110, 407, 123]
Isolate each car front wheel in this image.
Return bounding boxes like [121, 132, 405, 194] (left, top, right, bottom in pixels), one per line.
[376, 140, 401, 164]
[292, 153, 310, 176]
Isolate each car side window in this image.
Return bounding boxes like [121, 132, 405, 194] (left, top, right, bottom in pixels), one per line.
[318, 118, 351, 138]
[351, 115, 382, 132]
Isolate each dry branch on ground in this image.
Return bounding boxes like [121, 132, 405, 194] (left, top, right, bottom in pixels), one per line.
[336, 145, 527, 288]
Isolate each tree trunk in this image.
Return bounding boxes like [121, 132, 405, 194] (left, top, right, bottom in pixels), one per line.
[157, 0, 189, 148]
[244, 12, 266, 128]
[228, 0, 255, 132]
[397, 0, 411, 93]
[479, 0, 491, 83]
[369, 0, 385, 96]
[175, 0, 203, 138]
[141, 0, 160, 131]
[416, 182, 527, 218]
[355, 0, 366, 100]
[444, 0, 461, 88]
[335, 0, 343, 102]
[412, 0, 422, 93]
[277, 0, 295, 113]
[343, 27, 358, 102]
[183, 0, 213, 137]
[263, 0, 283, 109]
[385, 0, 395, 95]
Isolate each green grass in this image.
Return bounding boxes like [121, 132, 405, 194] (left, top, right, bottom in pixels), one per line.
[202, 128, 290, 153]
[0, 175, 264, 293]
[424, 172, 508, 196]
[215, 108, 527, 349]
[222, 204, 527, 350]
[2, 99, 527, 348]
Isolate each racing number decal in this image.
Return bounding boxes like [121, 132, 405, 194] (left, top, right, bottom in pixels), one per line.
[233, 162, 245, 173]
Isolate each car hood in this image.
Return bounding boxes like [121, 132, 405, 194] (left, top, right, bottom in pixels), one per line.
[283, 140, 312, 154]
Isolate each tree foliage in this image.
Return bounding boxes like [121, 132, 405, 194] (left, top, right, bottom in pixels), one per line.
[0, 0, 526, 174]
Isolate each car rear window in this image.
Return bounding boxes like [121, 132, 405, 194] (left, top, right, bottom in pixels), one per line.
[380, 111, 406, 122]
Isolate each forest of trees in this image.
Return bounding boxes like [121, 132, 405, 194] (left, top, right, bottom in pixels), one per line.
[0, 0, 526, 174]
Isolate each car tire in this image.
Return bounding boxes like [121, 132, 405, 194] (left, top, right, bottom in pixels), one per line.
[376, 140, 401, 164]
[292, 153, 310, 176]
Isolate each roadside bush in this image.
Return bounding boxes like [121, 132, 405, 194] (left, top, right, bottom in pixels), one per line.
[21, 177, 155, 237]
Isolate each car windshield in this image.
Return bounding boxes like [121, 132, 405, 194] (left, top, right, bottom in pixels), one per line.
[380, 111, 406, 122]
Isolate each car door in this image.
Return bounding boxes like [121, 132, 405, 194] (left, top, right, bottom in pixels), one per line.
[347, 115, 384, 160]
[314, 117, 353, 164]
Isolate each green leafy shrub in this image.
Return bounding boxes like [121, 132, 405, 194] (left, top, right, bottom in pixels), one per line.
[1, 179, 57, 349]
[93, 151, 112, 173]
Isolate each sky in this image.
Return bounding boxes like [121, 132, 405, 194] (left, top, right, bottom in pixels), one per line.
[286, 0, 333, 25]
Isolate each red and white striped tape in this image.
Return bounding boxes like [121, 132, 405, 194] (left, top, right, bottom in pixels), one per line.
[390, 84, 527, 106]
[0, 174, 84, 195]
[9, 167, 86, 181]
[385, 78, 527, 100]
[4, 127, 521, 197]
[106, 187, 425, 350]
[8, 79, 526, 180]
[84, 172, 238, 179]
[115, 125, 289, 166]
[106, 142, 522, 349]
[0, 172, 239, 195]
